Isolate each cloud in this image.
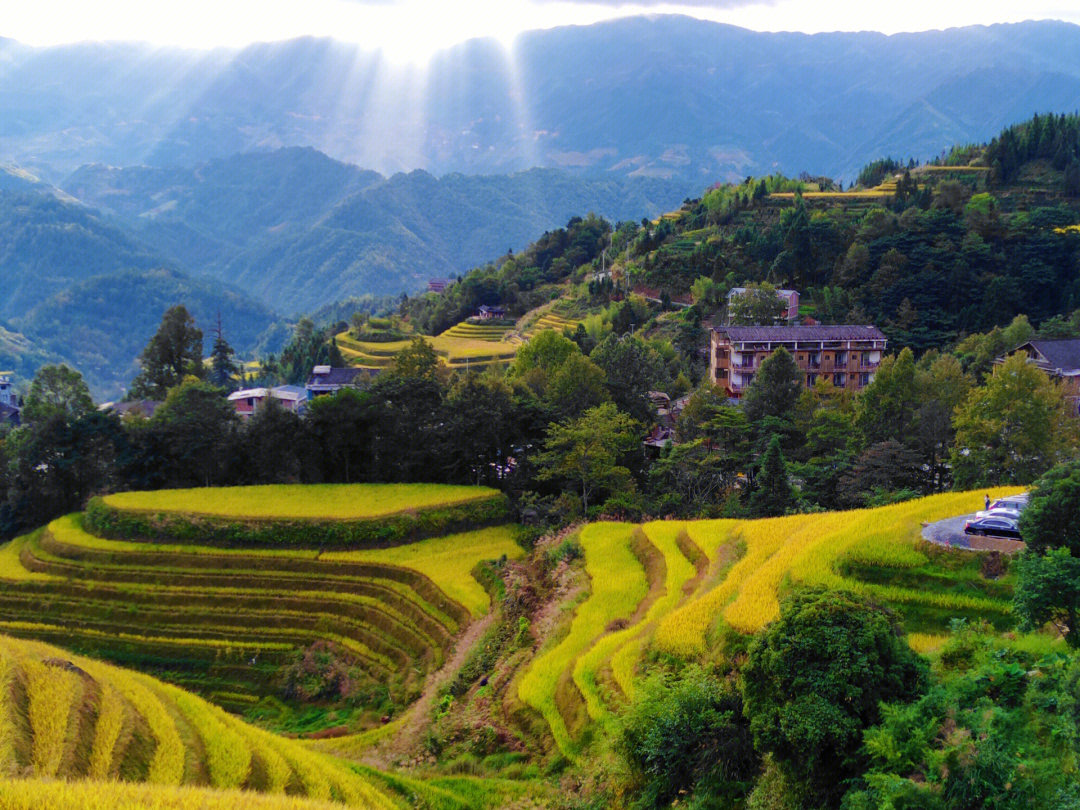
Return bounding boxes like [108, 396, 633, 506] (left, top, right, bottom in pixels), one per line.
[532, 0, 772, 7]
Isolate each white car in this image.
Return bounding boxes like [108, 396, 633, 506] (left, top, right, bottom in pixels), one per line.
[974, 507, 1022, 521]
[975, 496, 1027, 519]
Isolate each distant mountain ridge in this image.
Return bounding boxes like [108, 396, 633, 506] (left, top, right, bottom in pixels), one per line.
[0, 149, 694, 395]
[60, 148, 697, 313]
[3, 18, 1080, 182]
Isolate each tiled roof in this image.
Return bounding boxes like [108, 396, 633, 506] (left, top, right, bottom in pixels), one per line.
[0, 402, 19, 422]
[306, 367, 374, 387]
[1026, 339, 1080, 372]
[711, 325, 887, 342]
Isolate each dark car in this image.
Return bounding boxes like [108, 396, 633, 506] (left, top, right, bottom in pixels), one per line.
[963, 516, 1022, 539]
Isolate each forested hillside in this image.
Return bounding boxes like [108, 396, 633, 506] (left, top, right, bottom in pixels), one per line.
[0, 191, 280, 396]
[402, 114, 1080, 358]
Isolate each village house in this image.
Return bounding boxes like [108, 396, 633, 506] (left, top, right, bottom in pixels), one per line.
[227, 385, 309, 418]
[100, 400, 162, 420]
[995, 338, 1080, 413]
[0, 374, 19, 427]
[476, 305, 506, 320]
[710, 325, 887, 398]
[305, 366, 378, 398]
[726, 287, 800, 322]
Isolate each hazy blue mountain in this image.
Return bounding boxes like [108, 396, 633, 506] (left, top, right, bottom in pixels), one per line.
[61, 149, 698, 313]
[19, 267, 279, 399]
[0, 189, 279, 397]
[3, 18, 1080, 181]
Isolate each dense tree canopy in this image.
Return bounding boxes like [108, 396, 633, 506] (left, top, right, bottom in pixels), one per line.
[742, 588, 928, 806]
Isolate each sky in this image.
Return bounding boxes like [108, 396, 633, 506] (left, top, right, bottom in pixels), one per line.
[4, 0, 1080, 64]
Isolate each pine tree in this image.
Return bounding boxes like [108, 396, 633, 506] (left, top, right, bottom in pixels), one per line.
[129, 305, 204, 399]
[750, 434, 792, 517]
[209, 314, 238, 390]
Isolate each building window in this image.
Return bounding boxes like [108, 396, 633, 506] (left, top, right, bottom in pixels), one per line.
[835, 373, 846, 387]
[859, 372, 870, 387]
[835, 351, 847, 366]
[717, 368, 728, 379]
[808, 351, 821, 369]
[806, 373, 818, 386]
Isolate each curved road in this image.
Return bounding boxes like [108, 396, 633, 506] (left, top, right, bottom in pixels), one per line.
[921, 513, 1025, 553]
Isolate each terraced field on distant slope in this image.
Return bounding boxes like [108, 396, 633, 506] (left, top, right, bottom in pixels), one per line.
[518, 490, 1023, 755]
[0, 634, 397, 807]
[0, 484, 522, 711]
[336, 305, 577, 373]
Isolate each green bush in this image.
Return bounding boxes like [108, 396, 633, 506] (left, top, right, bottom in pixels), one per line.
[620, 665, 758, 809]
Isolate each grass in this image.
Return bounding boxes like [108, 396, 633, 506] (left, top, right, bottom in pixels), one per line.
[0, 635, 399, 807]
[0, 492, 517, 745]
[0, 779, 347, 810]
[521, 490, 1028, 749]
[23, 657, 80, 778]
[610, 524, 700, 697]
[87, 683, 125, 779]
[654, 490, 1021, 658]
[102, 483, 500, 520]
[574, 523, 698, 716]
[323, 526, 524, 618]
[517, 523, 647, 756]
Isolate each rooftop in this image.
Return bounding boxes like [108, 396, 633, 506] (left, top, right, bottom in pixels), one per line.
[306, 366, 375, 387]
[1018, 338, 1080, 373]
[711, 324, 887, 342]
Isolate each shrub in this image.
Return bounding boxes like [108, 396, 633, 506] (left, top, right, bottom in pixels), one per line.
[741, 588, 928, 807]
[620, 666, 758, 808]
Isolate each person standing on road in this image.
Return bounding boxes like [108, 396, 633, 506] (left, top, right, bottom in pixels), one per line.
[984, 493, 990, 510]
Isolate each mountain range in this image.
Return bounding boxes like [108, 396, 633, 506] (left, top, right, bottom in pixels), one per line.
[3, 17, 1080, 182]
[0, 151, 694, 396]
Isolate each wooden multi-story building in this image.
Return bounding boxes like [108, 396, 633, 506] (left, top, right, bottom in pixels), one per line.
[710, 325, 888, 398]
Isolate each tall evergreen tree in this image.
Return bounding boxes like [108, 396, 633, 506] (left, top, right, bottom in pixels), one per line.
[741, 347, 803, 428]
[209, 314, 239, 390]
[129, 305, 204, 399]
[750, 434, 792, 516]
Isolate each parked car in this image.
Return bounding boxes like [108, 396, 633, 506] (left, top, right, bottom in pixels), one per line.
[975, 496, 1028, 518]
[963, 516, 1022, 539]
[975, 507, 1023, 522]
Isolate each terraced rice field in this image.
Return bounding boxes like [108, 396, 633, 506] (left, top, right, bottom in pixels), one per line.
[524, 312, 578, 337]
[337, 307, 581, 374]
[517, 489, 1022, 753]
[336, 330, 518, 371]
[0, 635, 396, 807]
[0, 500, 517, 706]
[101, 483, 500, 520]
[517, 523, 645, 756]
[438, 320, 514, 343]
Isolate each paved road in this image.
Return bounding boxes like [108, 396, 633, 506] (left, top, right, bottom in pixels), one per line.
[922, 514, 974, 549]
[922, 513, 1026, 553]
